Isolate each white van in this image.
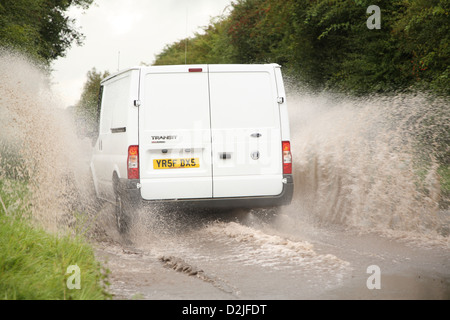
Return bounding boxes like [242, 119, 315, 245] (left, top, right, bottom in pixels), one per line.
[90, 64, 293, 232]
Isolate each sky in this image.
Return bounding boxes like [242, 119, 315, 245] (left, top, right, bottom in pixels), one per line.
[51, 0, 234, 108]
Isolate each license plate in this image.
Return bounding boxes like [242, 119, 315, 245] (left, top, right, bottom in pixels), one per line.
[153, 158, 200, 169]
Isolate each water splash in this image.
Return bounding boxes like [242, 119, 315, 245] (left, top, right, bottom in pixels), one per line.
[0, 50, 97, 233]
[1, 50, 448, 242]
[285, 90, 449, 238]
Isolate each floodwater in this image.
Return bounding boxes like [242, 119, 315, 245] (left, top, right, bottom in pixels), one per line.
[95, 209, 450, 299]
[1, 51, 449, 300]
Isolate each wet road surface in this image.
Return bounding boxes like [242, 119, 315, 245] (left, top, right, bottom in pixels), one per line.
[93, 203, 450, 300]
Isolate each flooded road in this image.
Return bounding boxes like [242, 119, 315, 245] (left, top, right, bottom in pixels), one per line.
[91, 90, 449, 300]
[1, 52, 449, 300]
[92, 203, 450, 300]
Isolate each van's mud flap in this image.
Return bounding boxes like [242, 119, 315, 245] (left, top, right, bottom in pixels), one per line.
[117, 179, 142, 204]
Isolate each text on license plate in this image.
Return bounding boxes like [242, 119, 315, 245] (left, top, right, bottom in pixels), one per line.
[153, 158, 200, 169]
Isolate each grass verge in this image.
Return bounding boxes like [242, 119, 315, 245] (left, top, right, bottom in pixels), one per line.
[0, 179, 111, 300]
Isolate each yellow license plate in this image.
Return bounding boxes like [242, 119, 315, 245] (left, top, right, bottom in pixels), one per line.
[153, 158, 200, 169]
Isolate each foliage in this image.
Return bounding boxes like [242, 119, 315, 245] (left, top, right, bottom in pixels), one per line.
[74, 68, 110, 137]
[392, 0, 450, 95]
[0, 0, 94, 64]
[0, 138, 111, 299]
[151, 0, 449, 96]
[0, 179, 111, 300]
[154, 15, 236, 65]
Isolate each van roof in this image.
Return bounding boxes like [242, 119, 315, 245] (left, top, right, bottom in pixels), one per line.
[101, 63, 282, 84]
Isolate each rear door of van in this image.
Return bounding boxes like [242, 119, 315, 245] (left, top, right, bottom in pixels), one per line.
[138, 65, 213, 200]
[208, 65, 283, 198]
[138, 64, 283, 201]
[91, 70, 138, 202]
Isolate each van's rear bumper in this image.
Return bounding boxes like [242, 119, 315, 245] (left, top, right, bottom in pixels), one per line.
[118, 175, 293, 209]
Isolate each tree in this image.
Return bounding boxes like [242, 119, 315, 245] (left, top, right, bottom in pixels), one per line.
[151, 0, 449, 96]
[153, 15, 235, 65]
[75, 68, 110, 137]
[392, 0, 450, 95]
[0, 0, 94, 64]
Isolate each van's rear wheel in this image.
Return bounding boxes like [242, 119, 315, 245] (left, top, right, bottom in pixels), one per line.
[115, 192, 131, 234]
[113, 175, 132, 234]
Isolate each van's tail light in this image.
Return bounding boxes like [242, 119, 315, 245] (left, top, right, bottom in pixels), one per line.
[282, 141, 292, 174]
[128, 145, 139, 179]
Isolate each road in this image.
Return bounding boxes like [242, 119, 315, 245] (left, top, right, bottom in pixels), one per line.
[2, 53, 448, 302]
[93, 202, 450, 300]
[89, 92, 450, 301]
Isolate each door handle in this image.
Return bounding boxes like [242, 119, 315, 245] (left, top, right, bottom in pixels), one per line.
[219, 152, 231, 159]
[250, 133, 262, 138]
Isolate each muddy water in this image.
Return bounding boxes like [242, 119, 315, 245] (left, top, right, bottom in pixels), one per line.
[94, 203, 449, 300]
[1, 52, 449, 299]
[0, 51, 99, 231]
[287, 91, 449, 235]
[90, 89, 450, 299]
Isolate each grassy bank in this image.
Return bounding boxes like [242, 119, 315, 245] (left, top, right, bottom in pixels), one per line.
[0, 179, 110, 300]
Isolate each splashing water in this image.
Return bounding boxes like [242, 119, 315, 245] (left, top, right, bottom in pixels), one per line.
[1, 51, 448, 242]
[0, 50, 97, 233]
[285, 90, 449, 238]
